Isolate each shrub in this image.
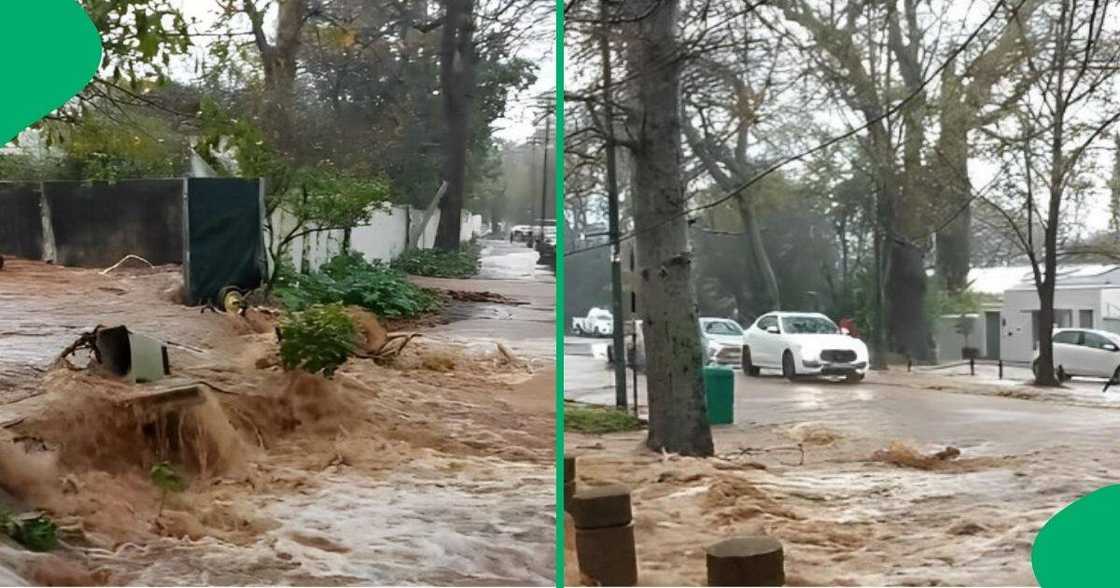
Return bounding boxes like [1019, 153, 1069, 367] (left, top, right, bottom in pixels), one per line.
[279, 303, 358, 377]
[150, 462, 187, 518]
[0, 510, 58, 552]
[274, 253, 442, 319]
[391, 241, 481, 278]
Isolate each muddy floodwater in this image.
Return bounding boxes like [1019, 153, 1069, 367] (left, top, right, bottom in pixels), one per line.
[565, 351, 1120, 586]
[0, 242, 555, 586]
[78, 463, 554, 586]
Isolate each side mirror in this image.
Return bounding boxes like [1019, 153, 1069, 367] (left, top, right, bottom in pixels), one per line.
[840, 327, 851, 336]
[766, 326, 780, 335]
[1105, 343, 1119, 352]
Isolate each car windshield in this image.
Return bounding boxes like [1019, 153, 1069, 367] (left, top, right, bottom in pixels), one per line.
[781, 315, 839, 334]
[704, 321, 742, 336]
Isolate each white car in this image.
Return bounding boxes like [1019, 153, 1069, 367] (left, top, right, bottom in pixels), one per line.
[573, 307, 614, 336]
[1034, 328, 1120, 381]
[509, 225, 532, 243]
[742, 312, 869, 383]
[700, 317, 744, 367]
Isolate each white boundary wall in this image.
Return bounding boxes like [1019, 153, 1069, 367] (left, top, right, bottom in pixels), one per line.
[270, 205, 483, 272]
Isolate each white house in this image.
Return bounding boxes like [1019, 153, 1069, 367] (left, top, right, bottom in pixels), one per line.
[1000, 265, 1120, 362]
[934, 264, 1120, 363]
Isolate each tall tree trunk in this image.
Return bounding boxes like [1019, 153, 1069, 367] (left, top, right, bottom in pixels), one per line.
[626, 0, 713, 457]
[933, 71, 973, 293]
[434, 0, 476, 250]
[1035, 277, 1057, 385]
[887, 241, 930, 359]
[735, 195, 781, 310]
[246, 0, 308, 156]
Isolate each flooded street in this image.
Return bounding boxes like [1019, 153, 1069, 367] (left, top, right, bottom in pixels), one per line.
[565, 350, 1120, 585]
[0, 242, 555, 586]
[411, 241, 555, 361]
[80, 460, 554, 586]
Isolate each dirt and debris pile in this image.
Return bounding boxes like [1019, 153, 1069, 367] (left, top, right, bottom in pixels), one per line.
[872, 441, 960, 470]
[784, 422, 843, 446]
[866, 441, 1013, 472]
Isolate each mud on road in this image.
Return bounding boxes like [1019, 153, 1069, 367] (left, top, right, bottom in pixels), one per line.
[0, 259, 555, 586]
[566, 417, 1116, 586]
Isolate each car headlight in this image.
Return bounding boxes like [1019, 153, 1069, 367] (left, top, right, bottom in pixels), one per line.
[800, 346, 821, 367]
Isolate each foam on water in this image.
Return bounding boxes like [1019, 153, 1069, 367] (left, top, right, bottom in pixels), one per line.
[81, 461, 555, 586]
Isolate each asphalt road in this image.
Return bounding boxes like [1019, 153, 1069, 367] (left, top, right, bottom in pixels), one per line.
[564, 348, 1120, 455]
[412, 239, 556, 360]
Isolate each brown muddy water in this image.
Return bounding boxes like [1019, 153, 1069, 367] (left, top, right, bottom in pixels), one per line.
[566, 419, 1115, 586]
[0, 258, 555, 586]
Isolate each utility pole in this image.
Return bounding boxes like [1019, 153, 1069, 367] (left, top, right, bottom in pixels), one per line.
[601, 0, 628, 409]
[539, 114, 551, 240]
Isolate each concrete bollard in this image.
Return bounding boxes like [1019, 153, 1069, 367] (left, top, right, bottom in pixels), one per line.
[570, 484, 638, 586]
[564, 455, 576, 511]
[706, 535, 785, 586]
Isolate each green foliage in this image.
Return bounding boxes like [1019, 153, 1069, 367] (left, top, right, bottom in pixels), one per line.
[195, 98, 291, 188]
[0, 152, 66, 181]
[149, 461, 186, 518]
[81, 0, 191, 86]
[565, 404, 644, 434]
[0, 511, 58, 552]
[56, 112, 186, 181]
[291, 166, 392, 230]
[279, 303, 358, 377]
[275, 253, 443, 319]
[926, 282, 997, 324]
[392, 241, 481, 278]
[149, 461, 186, 493]
[196, 98, 393, 283]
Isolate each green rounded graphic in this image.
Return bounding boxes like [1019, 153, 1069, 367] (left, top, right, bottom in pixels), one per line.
[0, 1, 103, 144]
[1032, 484, 1120, 586]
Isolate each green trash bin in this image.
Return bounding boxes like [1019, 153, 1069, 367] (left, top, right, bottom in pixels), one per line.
[703, 365, 735, 425]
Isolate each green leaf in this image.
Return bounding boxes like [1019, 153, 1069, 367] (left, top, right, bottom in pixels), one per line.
[150, 461, 187, 493]
[9, 516, 58, 552]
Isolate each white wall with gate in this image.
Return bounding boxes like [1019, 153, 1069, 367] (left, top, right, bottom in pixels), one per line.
[270, 205, 483, 272]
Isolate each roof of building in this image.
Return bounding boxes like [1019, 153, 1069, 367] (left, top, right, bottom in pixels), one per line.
[965, 264, 1120, 295]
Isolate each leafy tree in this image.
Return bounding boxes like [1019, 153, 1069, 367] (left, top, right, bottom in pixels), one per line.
[195, 99, 391, 284]
[58, 110, 187, 180]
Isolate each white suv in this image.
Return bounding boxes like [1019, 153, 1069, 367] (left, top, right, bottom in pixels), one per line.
[742, 312, 869, 382]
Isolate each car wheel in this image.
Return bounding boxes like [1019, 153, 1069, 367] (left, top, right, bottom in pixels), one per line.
[1032, 359, 1039, 380]
[845, 372, 865, 384]
[575, 325, 584, 336]
[1058, 365, 1070, 383]
[742, 346, 760, 377]
[782, 350, 796, 381]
